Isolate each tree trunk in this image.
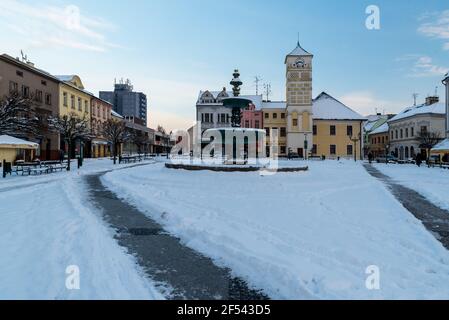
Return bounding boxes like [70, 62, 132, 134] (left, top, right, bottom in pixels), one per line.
[113, 142, 117, 165]
[66, 141, 71, 171]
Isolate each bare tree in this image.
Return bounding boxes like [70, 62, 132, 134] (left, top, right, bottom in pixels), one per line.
[157, 124, 166, 134]
[48, 112, 91, 171]
[417, 130, 442, 162]
[0, 92, 39, 137]
[131, 131, 149, 154]
[101, 119, 131, 164]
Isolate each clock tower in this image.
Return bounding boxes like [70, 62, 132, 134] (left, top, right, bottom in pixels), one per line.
[285, 41, 313, 158]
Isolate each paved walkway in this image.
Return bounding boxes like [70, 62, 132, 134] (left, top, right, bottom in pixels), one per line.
[364, 164, 449, 250]
[85, 171, 268, 300]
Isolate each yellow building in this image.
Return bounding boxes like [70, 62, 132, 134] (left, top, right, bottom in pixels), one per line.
[55, 75, 91, 120]
[259, 43, 366, 159]
[262, 102, 287, 156]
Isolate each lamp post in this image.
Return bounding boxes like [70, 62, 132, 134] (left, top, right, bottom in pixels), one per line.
[350, 133, 361, 162]
[385, 144, 390, 164]
[304, 133, 308, 160]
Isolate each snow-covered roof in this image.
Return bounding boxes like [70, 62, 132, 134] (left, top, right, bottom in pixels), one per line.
[443, 73, 448, 83]
[388, 102, 445, 122]
[111, 110, 123, 119]
[312, 92, 367, 120]
[55, 75, 77, 82]
[0, 135, 39, 149]
[286, 42, 313, 57]
[261, 101, 287, 109]
[197, 90, 263, 109]
[432, 138, 449, 151]
[370, 122, 389, 135]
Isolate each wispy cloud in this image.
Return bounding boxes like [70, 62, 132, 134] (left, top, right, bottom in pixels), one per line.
[418, 10, 449, 51]
[0, 0, 119, 52]
[396, 54, 448, 78]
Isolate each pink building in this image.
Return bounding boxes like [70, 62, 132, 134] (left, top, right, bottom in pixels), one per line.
[241, 103, 263, 129]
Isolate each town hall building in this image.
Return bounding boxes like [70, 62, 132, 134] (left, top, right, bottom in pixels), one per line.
[195, 42, 366, 159]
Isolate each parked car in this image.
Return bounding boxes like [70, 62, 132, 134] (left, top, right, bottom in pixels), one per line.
[376, 155, 398, 163]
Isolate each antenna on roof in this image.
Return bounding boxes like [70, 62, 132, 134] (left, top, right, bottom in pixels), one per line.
[412, 92, 419, 106]
[254, 76, 262, 95]
[263, 83, 272, 101]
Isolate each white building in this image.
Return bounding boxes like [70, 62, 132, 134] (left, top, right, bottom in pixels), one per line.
[388, 96, 445, 160]
[196, 88, 262, 131]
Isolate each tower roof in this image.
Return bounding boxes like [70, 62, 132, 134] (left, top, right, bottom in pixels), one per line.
[286, 41, 313, 57]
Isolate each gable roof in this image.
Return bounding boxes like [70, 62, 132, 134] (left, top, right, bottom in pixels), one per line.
[312, 92, 366, 120]
[388, 102, 445, 122]
[432, 138, 449, 151]
[370, 122, 389, 135]
[0, 135, 39, 149]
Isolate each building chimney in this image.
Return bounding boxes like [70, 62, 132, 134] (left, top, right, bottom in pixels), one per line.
[425, 95, 439, 106]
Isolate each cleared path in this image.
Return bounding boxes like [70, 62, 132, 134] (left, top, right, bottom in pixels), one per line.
[86, 172, 268, 300]
[364, 164, 449, 250]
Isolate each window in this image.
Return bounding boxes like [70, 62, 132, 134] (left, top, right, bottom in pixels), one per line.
[280, 146, 286, 154]
[245, 120, 249, 128]
[405, 128, 408, 138]
[85, 100, 89, 113]
[45, 93, 52, 105]
[71, 95, 75, 109]
[395, 130, 398, 139]
[330, 145, 336, 155]
[281, 113, 285, 119]
[21, 85, 30, 97]
[16, 70, 23, 77]
[255, 120, 260, 128]
[201, 113, 204, 122]
[292, 119, 298, 127]
[330, 125, 336, 135]
[273, 113, 277, 119]
[78, 97, 82, 111]
[313, 125, 317, 135]
[391, 131, 394, 140]
[265, 127, 270, 137]
[63, 92, 68, 106]
[205, 113, 210, 123]
[400, 129, 403, 139]
[347, 125, 353, 137]
[220, 114, 226, 123]
[382, 137, 385, 144]
[280, 127, 286, 137]
[35, 90, 43, 103]
[347, 145, 353, 155]
[420, 126, 427, 134]
[312, 144, 317, 154]
[9, 81, 18, 93]
[264, 113, 269, 119]
[411, 127, 414, 137]
[41, 80, 47, 86]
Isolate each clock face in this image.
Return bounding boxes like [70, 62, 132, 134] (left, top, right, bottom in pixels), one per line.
[293, 58, 305, 68]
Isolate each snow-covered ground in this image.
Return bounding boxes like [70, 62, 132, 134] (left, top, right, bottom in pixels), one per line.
[373, 163, 449, 211]
[102, 160, 449, 299]
[0, 158, 164, 299]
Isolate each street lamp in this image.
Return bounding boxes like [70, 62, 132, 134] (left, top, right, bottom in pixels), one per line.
[350, 133, 361, 162]
[304, 133, 308, 160]
[385, 144, 390, 164]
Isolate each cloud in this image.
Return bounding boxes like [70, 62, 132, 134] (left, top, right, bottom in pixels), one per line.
[0, 0, 119, 52]
[339, 91, 407, 115]
[396, 54, 448, 78]
[418, 10, 449, 50]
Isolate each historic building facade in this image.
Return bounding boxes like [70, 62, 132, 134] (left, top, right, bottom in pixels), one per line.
[195, 42, 366, 159]
[0, 54, 60, 160]
[91, 96, 112, 158]
[368, 122, 389, 158]
[55, 75, 92, 158]
[388, 96, 445, 160]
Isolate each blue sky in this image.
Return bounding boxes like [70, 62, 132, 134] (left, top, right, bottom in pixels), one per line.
[0, 0, 448, 131]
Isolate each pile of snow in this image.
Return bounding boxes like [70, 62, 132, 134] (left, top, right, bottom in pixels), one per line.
[102, 160, 449, 299]
[0, 158, 162, 299]
[374, 163, 449, 211]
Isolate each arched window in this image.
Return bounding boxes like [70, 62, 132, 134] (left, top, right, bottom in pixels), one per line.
[405, 146, 409, 159]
